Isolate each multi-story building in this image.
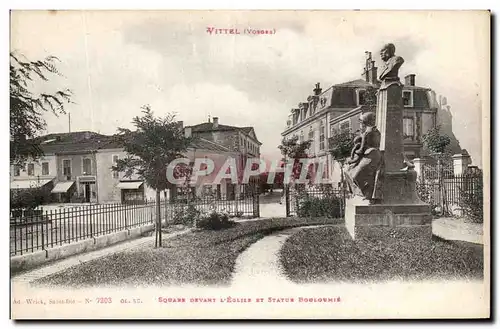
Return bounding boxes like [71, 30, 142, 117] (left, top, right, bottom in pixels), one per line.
[187, 117, 262, 158]
[186, 117, 262, 195]
[10, 126, 251, 205]
[281, 51, 440, 184]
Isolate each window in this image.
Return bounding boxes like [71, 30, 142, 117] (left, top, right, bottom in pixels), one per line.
[112, 155, 119, 179]
[308, 128, 315, 153]
[63, 159, 72, 178]
[403, 91, 413, 107]
[339, 119, 351, 133]
[299, 131, 304, 142]
[82, 158, 92, 175]
[13, 166, 20, 176]
[403, 117, 415, 140]
[27, 163, 34, 176]
[42, 162, 49, 175]
[357, 89, 367, 106]
[319, 121, 326, 151]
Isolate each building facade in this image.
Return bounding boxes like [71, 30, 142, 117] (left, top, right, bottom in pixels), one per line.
[186, 117, 262, 194]
[187, 117, 262, 158]
[10, 126, 253, 205]
[281, 51, 440, 184]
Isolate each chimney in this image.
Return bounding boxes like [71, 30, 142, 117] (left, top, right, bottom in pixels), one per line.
[184, 127, 192, 138]
[313, 82, 322, 95]
[405, 74, 416, 86]
[363, 51, 378, 84]
[213, 117, 219, 128]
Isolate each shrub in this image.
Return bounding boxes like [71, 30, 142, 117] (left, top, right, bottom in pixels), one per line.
[10, 187, 50, 210]
[172, 204, 200, 226]
[196, 210, 236, 230]
[297, 196, 343, 218]
[459, 179, 483, 223]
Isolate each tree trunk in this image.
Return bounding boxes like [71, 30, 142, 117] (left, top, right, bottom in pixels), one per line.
[156, 188, 161, 248]
[164, 190, 168, 226]
[340, 162, 346, 217]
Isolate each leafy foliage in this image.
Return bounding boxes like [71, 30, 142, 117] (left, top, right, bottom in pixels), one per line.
[196, 210, 236, 230]
[11, 187, 51, 210]
[111, 105, 194, 191]
[278, 135, 312, 180]
[172, 204, 200, 226]
[361, 86, 378, 111]
[297, 195, 343, 218]
[422, 125, 451, 154]
[459, 173, 484, 223]
[329, 129, 356, 163]
[10, 52, 72, 166]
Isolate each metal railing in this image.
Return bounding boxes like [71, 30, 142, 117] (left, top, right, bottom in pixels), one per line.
[10, 201, 157, 256]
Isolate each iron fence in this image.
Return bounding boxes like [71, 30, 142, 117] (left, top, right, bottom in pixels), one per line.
[416, 173, 483, 218]
[10, 201, 158, 256]
[10, 184, 260, 256]
[166, 186, 260, 224]
[286, 184, 346, 218]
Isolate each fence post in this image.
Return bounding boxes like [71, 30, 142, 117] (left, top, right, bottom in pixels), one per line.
[285, 185, 290, 217]
[125, 204, 128, 229]
[41, 210, 45, 251]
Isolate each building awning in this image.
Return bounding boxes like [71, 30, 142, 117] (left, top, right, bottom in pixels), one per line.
[116, 181, 144, 189]
[51, 181, 75, 194]
[10, 179, 53, 189]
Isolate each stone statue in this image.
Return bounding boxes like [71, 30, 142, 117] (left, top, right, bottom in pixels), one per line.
[344, 112, 383, 202]
[378, 43, 405, 89]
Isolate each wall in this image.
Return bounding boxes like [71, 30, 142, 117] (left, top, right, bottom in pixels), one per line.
[95, 148, 128, 203]
[56, 153, 98, 201]
[11, 154, 57, 181]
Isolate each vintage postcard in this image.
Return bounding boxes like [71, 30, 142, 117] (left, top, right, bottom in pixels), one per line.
[9, 10, 490, 319]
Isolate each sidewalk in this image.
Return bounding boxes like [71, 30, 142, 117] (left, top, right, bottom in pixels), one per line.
[432, 217, 483, 245]
[12, 228, 192, 284]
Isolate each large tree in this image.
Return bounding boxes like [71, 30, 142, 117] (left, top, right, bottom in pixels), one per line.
[112, 106, 193, 247]
[10, 52, 72, 166]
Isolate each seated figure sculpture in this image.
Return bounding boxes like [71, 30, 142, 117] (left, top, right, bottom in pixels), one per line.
[344, 112, 383, 203]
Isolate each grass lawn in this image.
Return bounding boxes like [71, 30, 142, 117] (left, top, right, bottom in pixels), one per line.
[32, 217, 335, 288]
[280, 226, 484, 284]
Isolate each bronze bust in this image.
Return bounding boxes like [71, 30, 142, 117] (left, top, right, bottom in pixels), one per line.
[378, 43, 404, 89]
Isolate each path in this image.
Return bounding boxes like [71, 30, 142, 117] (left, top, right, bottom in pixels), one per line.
[231, 225, 326, 288]
[12, 228, 191, 284]
[432, 217, 484, 245]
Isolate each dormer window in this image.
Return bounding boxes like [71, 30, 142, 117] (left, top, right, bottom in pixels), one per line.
[403, 90, 414, 107]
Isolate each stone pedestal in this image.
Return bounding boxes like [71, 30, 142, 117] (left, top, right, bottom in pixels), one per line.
[345, 82, 432, 240]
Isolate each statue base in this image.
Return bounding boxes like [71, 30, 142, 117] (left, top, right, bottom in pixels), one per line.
[345, 169, 432, 240]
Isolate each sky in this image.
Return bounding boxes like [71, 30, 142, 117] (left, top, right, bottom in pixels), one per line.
[10, 10, 489, 167]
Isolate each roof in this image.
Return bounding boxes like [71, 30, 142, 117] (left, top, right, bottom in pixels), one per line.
[332, 78, 429, 90]
[334, 79, 378, 88]
[189, 122, 240, 132]
[240, 127, 253, 134]
[34, 131, 234, 155]
[37, 131, 120, 154]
